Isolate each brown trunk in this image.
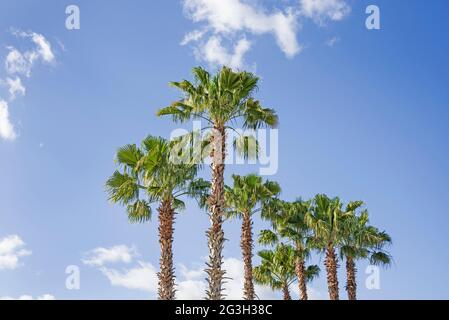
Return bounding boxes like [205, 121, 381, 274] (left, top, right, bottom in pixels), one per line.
[295, 257, 308, 300]
[157, 199, 176, 300]
[324, 245, 340, 300]
[345, 256, 357, 300]
[282, 284, 292, 300]
[205, 125, 226, 300]
[241, 211, 255, 300]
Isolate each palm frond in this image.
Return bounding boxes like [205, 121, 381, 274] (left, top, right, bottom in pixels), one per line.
[127, 200, 151, 223]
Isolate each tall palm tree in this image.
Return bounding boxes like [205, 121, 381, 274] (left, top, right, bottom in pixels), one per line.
[225, 174, 280, 300]
[340, 209, 392, 300]
[158, 66, 278, 299]
[305, 194, 356, 300]
[261, 199, 319, 300]
[106, 136, 205, 300]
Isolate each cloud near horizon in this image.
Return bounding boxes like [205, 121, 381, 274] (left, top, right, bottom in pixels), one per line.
[0, 294, 55, 300]
[83, 244, 323, 300]
[0, 234, 32, 270]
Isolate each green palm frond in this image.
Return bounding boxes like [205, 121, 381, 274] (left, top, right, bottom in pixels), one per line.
[126, 200, 151, 223]
[369, 251, 392, 267]
[106, 171, 139, 204]
[336, 200, 393, 271]
[258, 229, 279, 246]
[254, 244, 296, 291]
[243, 99, 278, 129]
[107, 135, 201, 224]
[158, 66, 277, 137]
[172, 198, 186, 211]
[305, 265, 320, 283]
[187, 178, 211, 209]
[224, 174, 280, 220]
[116, 144, 143, 168]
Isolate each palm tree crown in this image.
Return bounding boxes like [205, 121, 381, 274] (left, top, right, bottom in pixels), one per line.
[340, 209, 392, 300]
[157, 66, 278, 129]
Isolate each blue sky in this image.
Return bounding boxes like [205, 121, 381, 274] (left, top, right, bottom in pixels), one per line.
[0, 0, 448, 299]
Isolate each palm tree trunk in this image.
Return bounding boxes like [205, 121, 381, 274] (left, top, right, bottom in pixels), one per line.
[345, 256, 357, 300]
[241, 211, 255, 300]
[282, 284, 292, 300]
[206, 125, 226, 300]
[157, 198, 176, 300]
[295, 257, 308, 300]
[324, 245, 340, 300]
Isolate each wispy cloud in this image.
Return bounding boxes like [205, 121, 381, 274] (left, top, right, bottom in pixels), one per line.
[3, 77, 26, 100]
[326, 36, 340, 47]
[181, 0, 350, 69]
[300, 0, 351, 24]
[82, 245, 138, 267]
[5, 30, 55, 78]
[0, 29, 57, 141]
[0, 234, 32, 270]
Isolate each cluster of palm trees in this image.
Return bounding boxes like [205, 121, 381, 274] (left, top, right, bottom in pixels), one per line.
[253, 194, 392, 300]
[106, 66, 392, 300]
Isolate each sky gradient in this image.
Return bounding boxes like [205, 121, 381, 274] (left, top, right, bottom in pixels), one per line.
[0, 0, 448, 299]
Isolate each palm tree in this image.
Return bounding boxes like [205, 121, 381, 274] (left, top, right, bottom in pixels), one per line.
[254, 244, 319, 300]
[253, 244, 296, 300]
[340, 209, 392, 300]
[106, 136, 205, 300]
[225, 174, 280, 300]
[261, 199, 319, 300]
[158, 66, 278, 299]
[305, 194, 356, 300]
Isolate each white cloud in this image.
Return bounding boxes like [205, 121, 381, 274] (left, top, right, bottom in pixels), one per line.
[0, 294, 55, 300]
[3, 77, 26, 100]
[0, 29, 57, 141]
[4, 48, 31, 77]
[29, 32, 55, 63]
[100, 261, 159, 293]
[325, 36, 340, 47]
[5, 31, 55, 78]
[0, 100, 17, 141]
[300, 0, 351, 23]
[82, 245, 137, 267]
[0, 235, 32, 270]
[181, 29, 208, 46]
[84, 244, 325, 299]
[181, 0, 350, 68]
[196, 36, 251, 69]
[176, 263, 208, 299]
[182, 0, 301, 68]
